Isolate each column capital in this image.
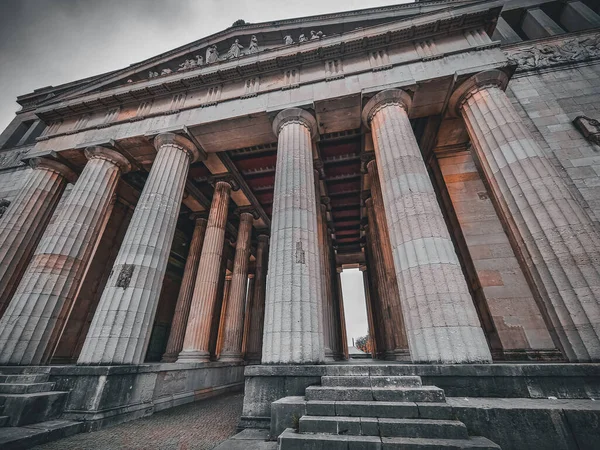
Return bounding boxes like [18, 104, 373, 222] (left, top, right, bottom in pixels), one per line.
[208, 174, 240, 191]
[84, 146, 132, 174]
[189, 212, 209, 222]
[361, 89, 412, 128]
[448, 69, 510, 117]
[154, 132, 202, 164]
[257, 234, 270, 243]
[272, 108, 318, 139]
[29, 157, 78, 183]
[234, 206, 260, 220]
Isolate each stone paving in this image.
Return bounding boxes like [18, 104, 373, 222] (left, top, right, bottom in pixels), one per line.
[33, 392, 244, 450]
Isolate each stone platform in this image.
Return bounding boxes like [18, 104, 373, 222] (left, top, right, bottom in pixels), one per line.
[0, 361, 244, 432]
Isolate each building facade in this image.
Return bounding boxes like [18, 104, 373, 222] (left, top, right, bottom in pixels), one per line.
[0, 0, 600, 446]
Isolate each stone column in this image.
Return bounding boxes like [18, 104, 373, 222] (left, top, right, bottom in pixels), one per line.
[220, 212, 253, 362]
[241, 274, 255, 356]
[262, 108, 325, 364]
[178, 180, 232, 362]
[78, 134, 200, 365]
[245, 234, 269, 363]
[365, 198, 396, 356]
[215, 273, 233, 358]
[362, 89, 492, 363]
[162, 216, 208, 362]
[452, 70, 600, 362]
[335, 267, 349, 360]
[360, 264, 377, 358]
[367, 160, 409, 358]
[0, 158, 76, 318]
[0, 147, 130, 365]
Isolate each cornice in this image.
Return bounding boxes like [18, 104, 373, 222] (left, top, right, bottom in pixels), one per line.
[34, 3, 501, 123]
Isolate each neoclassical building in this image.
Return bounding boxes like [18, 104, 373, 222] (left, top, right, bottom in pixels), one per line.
[1, 0, 600, 448]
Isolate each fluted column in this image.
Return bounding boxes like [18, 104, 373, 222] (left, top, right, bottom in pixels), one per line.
[452, 70, 600, 362]
[220, 212, 253, 362]
[162, 216, 208, 362]
[362, 89, 491, 363]
[78, 133, 200, 365]
[178, 180, 232, 362]
[367, 160, 409, 358]
[245, 234, 269, 362]
[241, 274, 255, 356]
[262, 108, 325, 364]
[0, 158, 76, 318]
[0, 147, 130, 365]
[360, 264, 377, 358]
[335, 266, 349, 360]
[365, 198, 396, 356]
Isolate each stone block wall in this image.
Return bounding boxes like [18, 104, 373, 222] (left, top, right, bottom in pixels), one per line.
[506, 62, 600, 229]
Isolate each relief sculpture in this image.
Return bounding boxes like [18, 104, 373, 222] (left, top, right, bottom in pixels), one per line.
[506, 33, 600, 71]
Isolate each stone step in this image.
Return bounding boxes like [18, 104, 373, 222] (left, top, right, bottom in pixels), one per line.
[305, 386, 446, 403]
[0, 416, 9, 427]
[0, 392, 69, 426]
[381, 436, 501, 449]
[278, 429, 499, 450]
[278, 428, 381, 450]
[321, 376, 422, 388]
[0, 383, 55, 394]
[0, 420, 83, 450]
[306, 400, 454, 420]
[299, 415, 469, 439]
[0, 367, 51, 375]
[0, 374, 49, 384]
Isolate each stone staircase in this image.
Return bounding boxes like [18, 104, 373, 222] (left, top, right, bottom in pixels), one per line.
[0, 368, 82, 449]
[277, 374, 501, 449]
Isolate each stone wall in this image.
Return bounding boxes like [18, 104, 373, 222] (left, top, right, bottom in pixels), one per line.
[506, 61, 600, 228]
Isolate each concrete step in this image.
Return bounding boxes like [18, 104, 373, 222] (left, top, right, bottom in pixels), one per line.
[0, 382, 55, 394]
[305, 386, 445, 402]
[0, 416, 9, 427]
[0, 420, 83, 450]
[0, 374, 49, 384]
[306, 400, 454, 420]
[381, 436, 501, 449]
[321, 376, 422, 388]
[299, 416, 469, 439]
[0, 391, 69, 426]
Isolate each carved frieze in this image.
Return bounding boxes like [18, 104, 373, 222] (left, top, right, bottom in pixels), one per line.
[505, 33, 600, 72]
[0, 148, 28, 170]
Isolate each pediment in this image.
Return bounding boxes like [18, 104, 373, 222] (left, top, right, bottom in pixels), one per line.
[32, 0, 485, 109]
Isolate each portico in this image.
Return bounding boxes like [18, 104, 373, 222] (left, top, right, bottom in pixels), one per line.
[0, 0, 600, 445]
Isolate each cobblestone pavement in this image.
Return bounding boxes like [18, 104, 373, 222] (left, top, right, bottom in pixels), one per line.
[33, 392, 244, 450]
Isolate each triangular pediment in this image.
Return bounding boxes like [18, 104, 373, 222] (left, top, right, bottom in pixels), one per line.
[30, 0, 487, 109]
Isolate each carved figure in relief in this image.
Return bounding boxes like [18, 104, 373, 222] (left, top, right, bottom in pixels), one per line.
[178, 55, 204, 71]
[284, 34, 294, 45]
[161, 68, 172, 75]
[298, 34, 307, 43]
[196, 55, 203, 65]
[226, 39, 244, 59]
[310, 30, 325, 40]
[148, 71, 159, 78]
[206, 45, 219, 63]
[248, 35, 259, 54]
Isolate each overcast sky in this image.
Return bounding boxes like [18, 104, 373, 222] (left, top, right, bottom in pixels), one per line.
[0, 0, 413, 345]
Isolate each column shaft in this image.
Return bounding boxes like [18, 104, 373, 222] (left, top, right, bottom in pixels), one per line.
[368, 161, 409, 358]
[78, 134, 198, 365]
[162, 217, 208, 362]
[335, 267, 349, 360]
[0, 159, 75, 317]
[245, 235, 269, 362]
[262, 108, 324, 364]
[360, 265, 377, 357]
[0, 148, 129, 365]
[363, 89, 491, 363]
[458, 75, 600, 361]
[178, 181, 232, 362]
[241, 274, 255, 356]
[220, 212, 253, 361]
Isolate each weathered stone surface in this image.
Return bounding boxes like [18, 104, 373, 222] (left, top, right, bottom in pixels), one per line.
[0, 147, 130, 365]
[162, 217, 208, 362]
[0, 159, 75, 319]
[262, 108, 324, 364]
[78, 133, 199, 365]
[454, 69, 600, 362]
[221, 212, 253, 362]
[362, 89, 492, 364]
[179, 180, 232, 363]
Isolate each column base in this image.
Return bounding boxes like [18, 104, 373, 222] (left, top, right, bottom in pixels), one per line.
[176, 350, 211, 363]
[384, 349, 411, 362]
[160, 353, 178, 363]
[219, 352, 244, 363]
